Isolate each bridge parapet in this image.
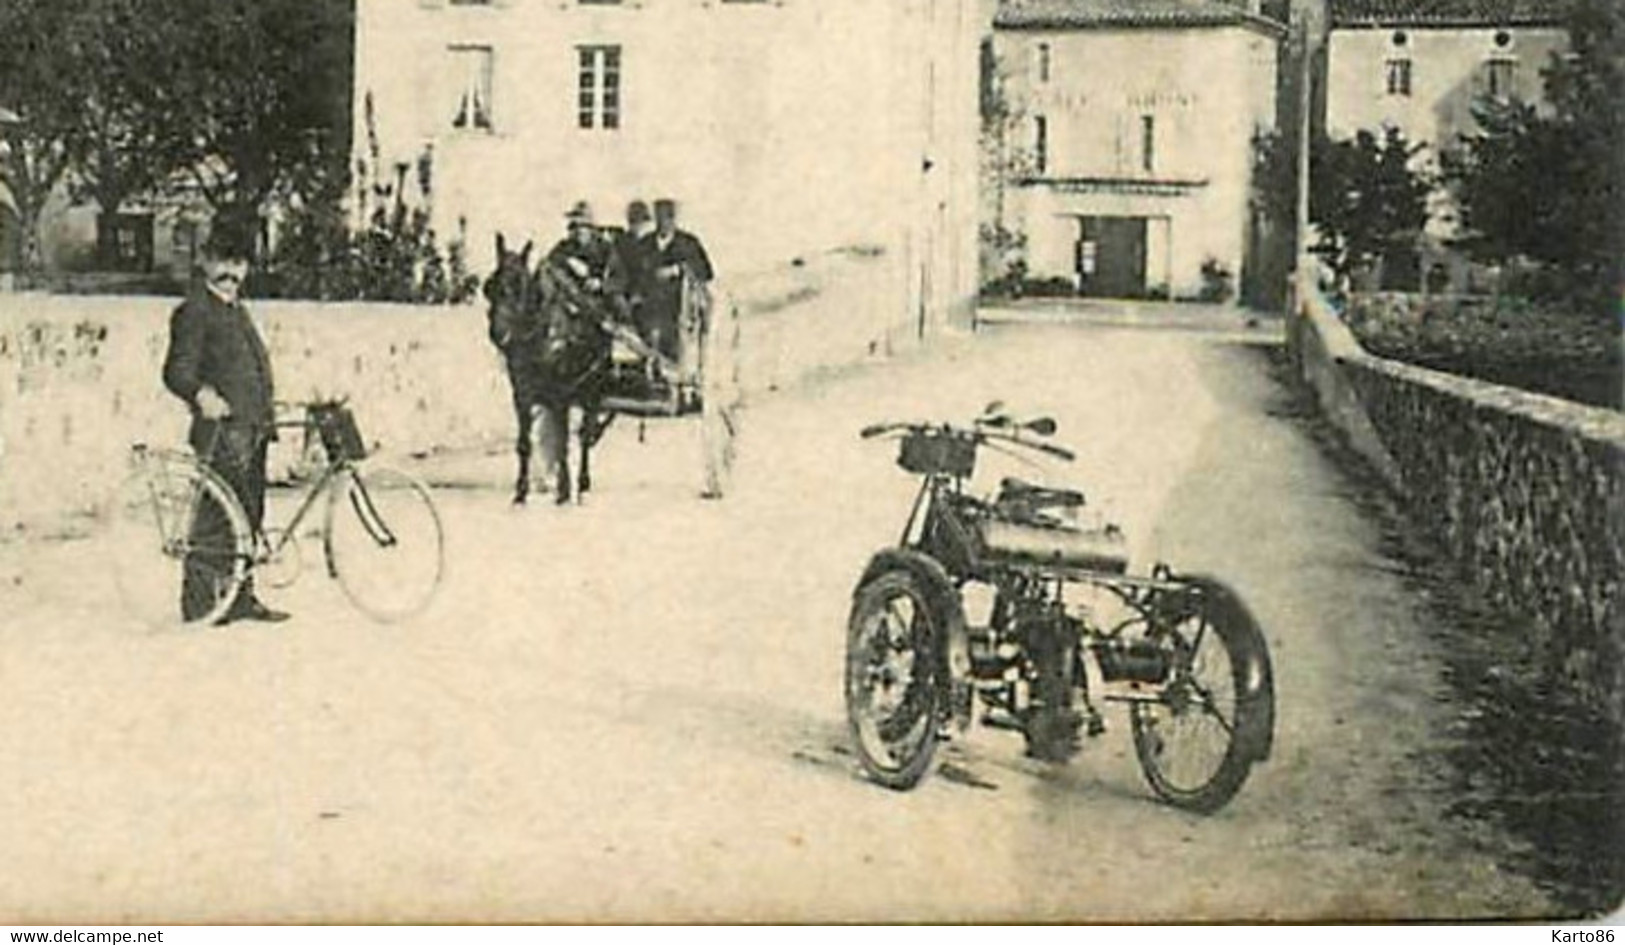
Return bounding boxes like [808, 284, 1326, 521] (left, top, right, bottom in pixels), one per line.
[0, 247, 922, 536]
[1290, 262, 1625, 724]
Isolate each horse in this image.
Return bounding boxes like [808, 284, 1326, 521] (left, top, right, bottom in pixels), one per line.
[483, 234, 615, 505]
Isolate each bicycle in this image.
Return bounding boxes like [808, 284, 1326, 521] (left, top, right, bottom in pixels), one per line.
[102, 399, 445, 628]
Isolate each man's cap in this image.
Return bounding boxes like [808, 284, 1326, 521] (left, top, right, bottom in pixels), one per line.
[653, 198, 677, 217]
[626, 200, 651, 224]
[566, 200, 595, 225]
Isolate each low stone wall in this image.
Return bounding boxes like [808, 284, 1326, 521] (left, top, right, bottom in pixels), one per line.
[0, 248, 916, 533]
[1292, 272, 1625, 721]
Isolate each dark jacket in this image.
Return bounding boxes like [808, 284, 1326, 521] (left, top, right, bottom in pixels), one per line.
[639, 229, 714, 316]
[162, 288, 276, 450]
[546, 235, 611, 286]
[606, 229, 655, 307]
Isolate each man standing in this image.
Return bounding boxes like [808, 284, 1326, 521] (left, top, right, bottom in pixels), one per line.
[162, 227, 288, 624]
[605, 199, 654, 328]
[638, 198, 714, 361]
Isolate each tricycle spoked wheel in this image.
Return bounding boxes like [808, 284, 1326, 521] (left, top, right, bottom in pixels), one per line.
[1130, 579, 1274, 814]
[846, 570, 948, 790]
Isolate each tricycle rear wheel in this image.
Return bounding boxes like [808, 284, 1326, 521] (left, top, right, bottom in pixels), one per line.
[1129, 579, 1274, 813]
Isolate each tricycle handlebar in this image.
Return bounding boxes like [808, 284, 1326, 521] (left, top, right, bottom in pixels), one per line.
[859, 419, 1075, 462]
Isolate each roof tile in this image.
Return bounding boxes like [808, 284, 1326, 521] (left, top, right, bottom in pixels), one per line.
[994, 0, 1286, 31]
[1329, 0, 1569, 27]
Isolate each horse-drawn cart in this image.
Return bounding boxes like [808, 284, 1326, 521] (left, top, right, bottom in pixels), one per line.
[484, 237, 742, 503]
[598, 275, 742, 497]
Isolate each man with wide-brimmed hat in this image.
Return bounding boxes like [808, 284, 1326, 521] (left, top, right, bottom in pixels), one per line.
[162, 222, 288, 625]
[546, 199, 610, 292]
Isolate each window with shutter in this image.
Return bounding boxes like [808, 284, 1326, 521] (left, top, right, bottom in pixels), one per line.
[449, 45, 495, 131]
[1034, 115, 1047, 174]
[1384, 58, 1412, 96]
[1141, 114, 1155, 173]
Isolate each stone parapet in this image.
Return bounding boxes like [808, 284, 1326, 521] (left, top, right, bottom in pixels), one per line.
[1291, 272, 1625, 721]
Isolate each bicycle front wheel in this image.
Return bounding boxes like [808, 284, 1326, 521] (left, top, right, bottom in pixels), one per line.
[103, 453, 252, 630]
[324, 463, 444, 623]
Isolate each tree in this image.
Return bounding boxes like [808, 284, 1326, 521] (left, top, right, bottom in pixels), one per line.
[1309, 127, 1433, 288]
[1443, 0, 1624, 312]
[264, 98, 480, 305]
[68, 0, 185, 227]
[1249, 128, 1298, 307]
[977, 35, 1036, 293]
[160, 0, 353, 256]
[0, 1, 98, 282]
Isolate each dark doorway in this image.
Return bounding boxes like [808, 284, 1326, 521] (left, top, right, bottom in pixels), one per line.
[1077, 216, 1147, 298]
[96, 212, 155, 272]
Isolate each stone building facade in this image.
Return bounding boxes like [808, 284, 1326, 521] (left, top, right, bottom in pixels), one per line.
[356, 0, 982, 328]
[989, 0, 1285, 301]
[1323, 0, 1569, 290]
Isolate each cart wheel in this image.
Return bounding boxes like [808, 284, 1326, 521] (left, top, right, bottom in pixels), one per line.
[698, 291, 741, 498]
[700, 401, 735, 498]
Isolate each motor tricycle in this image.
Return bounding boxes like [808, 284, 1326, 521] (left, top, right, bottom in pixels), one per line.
[845, 405, 1275, 813]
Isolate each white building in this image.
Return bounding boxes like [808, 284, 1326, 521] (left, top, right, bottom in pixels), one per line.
[355, 0, 983, 329]
[990, 0, 1284, 301]
[1324, 0, 1568, 289]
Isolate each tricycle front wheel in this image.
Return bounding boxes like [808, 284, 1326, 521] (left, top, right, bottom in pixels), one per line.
[845, 569, 950, 790]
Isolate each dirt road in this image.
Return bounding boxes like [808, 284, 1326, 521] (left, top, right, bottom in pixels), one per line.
[0, 317, 1555, 921]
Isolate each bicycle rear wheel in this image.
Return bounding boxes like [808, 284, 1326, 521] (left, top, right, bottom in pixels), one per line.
[103, 452, 251, 629]
[324, 463, 444, 623]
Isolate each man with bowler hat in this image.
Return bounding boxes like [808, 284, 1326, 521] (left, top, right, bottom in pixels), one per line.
[638, 198, 713, 361]
[162, 222, 288, 624]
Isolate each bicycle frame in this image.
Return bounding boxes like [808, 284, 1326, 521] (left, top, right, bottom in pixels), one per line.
[164, 414, 388, 568]
[263, 418, 400, 569]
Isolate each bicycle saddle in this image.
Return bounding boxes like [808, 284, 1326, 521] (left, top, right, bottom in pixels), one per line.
[997, 477, 1085, 508]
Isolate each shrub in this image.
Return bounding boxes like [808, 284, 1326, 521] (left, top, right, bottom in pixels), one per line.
[1199, 257, 1234, 303]
[1343, 293, 1622, 408]
[978, 221, 1028, 298]
[1019, 275, 1077, 298]
[260, 98, 480, 305]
